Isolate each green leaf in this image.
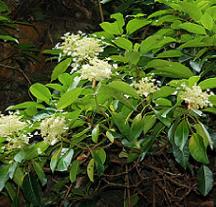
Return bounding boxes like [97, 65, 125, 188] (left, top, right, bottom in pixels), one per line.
[13, 167, 25, 187]
[58, 73, 73, 89]
[92, 148, 106, 176]
[126, 18, 150, 35]
[6, 101, 45, 110]
[113, 37, 133, 51]
[57, 88, 82, 109]
[0, 35, 18, 43]
[148, 9, 172, 19]
[29, 83, 51, 104]
[140, 136, 157, 160]
[22, 174, 42, 207]
[152, 86, 175, 99]
[112, 112, 130, 139]
[0, 165, 10, 191]
[92, 124, 100, 143]
[187, 76, 200, 87]
[194, 122, 213, 150]
[143, 115, 157, 134]
[106, 130, 115, 143]
[177, 23, 206, 35]
[32, 161, 47, 186]
[50, 148, 61, 173]
[174, 120, 189, 151]
[146, 59, 193, 78]
[140, 35, 175, 55]
[0, 1, 9, 13]
[110, 55, 128, 63]
[87, 159, 95, 182]
[180, 1, 202, 21]
[56, 149, 74, 171]
[42, 48, 61, 55]
[99, 85, 135, 109]
[197, 165, 214, 196]
[5, 183, 20, 207]
[46, 83, 63, 92]
[100, 0, 112, 3]
[156, 49, 183, 58]
[154, 98, 172, 106]
[100, 13, 124, 35]
[125, 51, 140, 65]
[198, 78, 216, 90]
[189, 133, 209, 164]
[129, 113, 144, 140]
[51, 58, 72, 81]
[93, 148, 106, 164]
[14, 142, 49, 162]
[200, 12, 214, 31]
[109, 80, 139, 98]
[69, 160, 80, 183]
[172, 143, 189, 169]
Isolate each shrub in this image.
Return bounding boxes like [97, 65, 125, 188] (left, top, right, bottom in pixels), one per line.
[1, 0, 216, 205]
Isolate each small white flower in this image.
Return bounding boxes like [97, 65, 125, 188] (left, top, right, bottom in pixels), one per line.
[79, 58, 113, 81]
[6, 134, 30, 150]
[133, 77, 159, 97]
[180, 85, 213, 110]
[0, 113, 27, 137]
[55, 32, 104, 68]
[39, 116, 68, 145]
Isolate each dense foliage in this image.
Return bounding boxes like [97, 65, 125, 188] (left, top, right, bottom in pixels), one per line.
[1, 0, 216, 206]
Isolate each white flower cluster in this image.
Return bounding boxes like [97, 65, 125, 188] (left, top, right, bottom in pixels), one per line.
[39, 116, 68, 146]
[0, 113, 29, 150]
[80, 58, 113, 81]
[133, 77, 159, 97]
[56, 31, 115, 81]
[6, 134, 30, 150]
[56, 32, 104, 65]
[180, 85, 213, 110]
[0, 113, 27, 137]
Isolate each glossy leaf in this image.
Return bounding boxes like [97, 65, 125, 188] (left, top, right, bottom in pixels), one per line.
[194, 122, 213, 150]
[109, 81, 138, 99]
[0, 165, 10, 191]
[106, 130, 115, 143]
[198, 78, 216, 90]
[29, 83, 51, 104]
[189, 134, 209, 164]
[126, 18, 150, 35]
[70, 160, 80, 183]
[146, 59, 193, 78]
[178, 23, 206, 34]
[50, 148, 61, 172]
[174, 120, 189, 151]
[143, 115, 157, 134]
[87, 159, 95, 182]
[200, 13, 213, 31]
[0, 35, 18, 43]
[172, 143, 189, 169]
[22, 174, 42, 206]
[51, 58, 72, 81]
[32, 162, 47, 186]
[57, 88, 82, 109]
[130, 113, 144, 140]
[198, 165, 213, 196]
[92, 124, 100, 143]
[156, 49, 183, 58]
[14, 142, 49, 163]
[113, 37, 133, 51]
[56, 149, 74, 171]
[7, 101, 45, 110]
